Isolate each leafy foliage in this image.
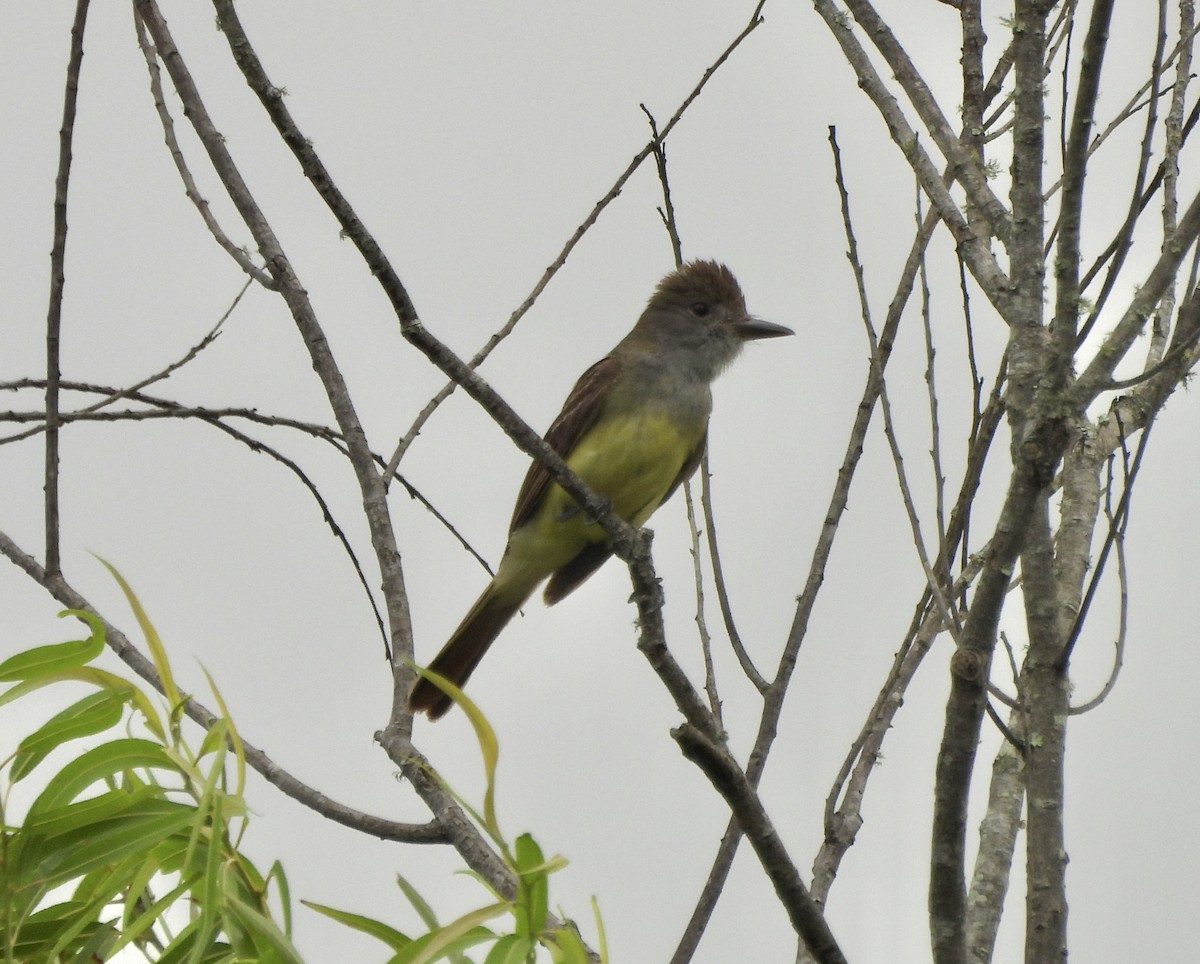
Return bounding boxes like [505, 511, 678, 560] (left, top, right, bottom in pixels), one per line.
[1, 580, 601, 963]
[0, 607, 300, 963]
[307, 668, 602, 964]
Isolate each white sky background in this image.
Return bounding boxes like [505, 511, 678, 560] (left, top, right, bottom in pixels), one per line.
[3, 2, 1198, 962]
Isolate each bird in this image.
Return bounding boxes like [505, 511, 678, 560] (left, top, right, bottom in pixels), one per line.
[410, 260, 792, 719]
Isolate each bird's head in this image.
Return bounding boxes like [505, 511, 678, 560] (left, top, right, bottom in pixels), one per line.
[634, 260, 793, 377]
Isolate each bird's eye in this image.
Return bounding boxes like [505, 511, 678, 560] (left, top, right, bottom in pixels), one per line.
[690, 301, 711, 318]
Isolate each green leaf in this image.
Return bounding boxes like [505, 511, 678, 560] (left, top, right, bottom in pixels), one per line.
[24, 783, 162, 840]
[264, 859, 293, 939]
[199, 662, 246, 797]
[395, 872, 440, 930]
[222, 890, 305, 964]
[96, 557, 183, 711]
[154, 915, 212, 964]
[590, 895, 608, 963]
[26, 738, 177, 817]
[43, 852, 146, 959]
[513, 834, 548, 938]
[484, 933, 535, 964]
[411, 665, 501, 837]
[0, 667, 165, 743]
[187, 792, 225, 957]
[6, 787, 167, 902]
[103, 871, 193, 958]
[393, 902, 507, 964]
[151, 830, 190, 874]
[386, 926, 495, 964]
[28, 804, 198, 891]
[545, 926, 590, 964]
[304, 899, 412, 951]
[3, 913, 117, 963]
[12, 689, 125, 781]
[0, 610, 105, 681]
[64, 918, 121, 962]
[2, 901, 99, 959]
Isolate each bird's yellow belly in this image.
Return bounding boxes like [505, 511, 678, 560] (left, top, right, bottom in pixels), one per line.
[565, 410, 697, 525]
[500, 411, 700, 586]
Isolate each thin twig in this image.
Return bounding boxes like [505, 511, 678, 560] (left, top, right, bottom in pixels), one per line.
[964, 725, 1024, 961]
[984, 699, 1025, 752]
[639, 104, 721, 720]
[812, 0, 1014, 321]
[133, 11, 273, 287]
[1150, 0, 1183, 367]
[137, 20, 435, 863]
[834, 132, 960, 641]
[0, 528, 441, 843]
[813, 551, 987, 903]
[1048, 0, 1116, 358]
[1071, 1, 1163, 345]
[44, 0, 91, 578]
[645, 102, 766, 698]
[673, 724, 847, 964]
[643, 104, 685, 265]
[1073, 184, 1200, 402]
[838, 0, 1013, 243]
[1057, 411, 1152, 672]
[956, 255, 984, 592]
[382, 1, 767, 479]
[1078, 98, 1200, 296]
[1067, 474, 1129, 715]
[2, 381, 492, 624]
[684, 482, 722, 723]
[700, 452, 766, 692]
[917, 187, 950, 576]
[1, 280, 248, 447]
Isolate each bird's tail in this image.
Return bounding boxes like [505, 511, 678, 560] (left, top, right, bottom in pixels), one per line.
[409, 581, 530, 720]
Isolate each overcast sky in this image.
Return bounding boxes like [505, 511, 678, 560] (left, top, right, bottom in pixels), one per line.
[4, 2, 1197, 962]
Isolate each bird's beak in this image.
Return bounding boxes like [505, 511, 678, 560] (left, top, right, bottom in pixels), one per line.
[735, 316, 794, 341]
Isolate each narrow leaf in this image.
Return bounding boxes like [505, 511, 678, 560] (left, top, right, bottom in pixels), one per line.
[12, 690, 125, 782]
[96, 557, 183, 710]
[303, 899, 412, 951]
[0, 611, 105, 681]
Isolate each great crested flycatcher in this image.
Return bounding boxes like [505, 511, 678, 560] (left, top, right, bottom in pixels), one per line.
[410, 260, 792, 719]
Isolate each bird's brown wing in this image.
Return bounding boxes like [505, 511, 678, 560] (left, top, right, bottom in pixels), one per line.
[509, 354, 622, 532]
[660, 427, 707, 507]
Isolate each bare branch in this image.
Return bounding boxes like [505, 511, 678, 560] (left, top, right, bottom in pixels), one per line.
[1, 281, 247, 448]
[133, 12, 273, 287]
[1049, 0, 1116, 356]
[964, 729, 1024, 962]
[1018, 500, 1069, 963]
[839, 0, 1013, 243]
[673, 723, 846, 964]
[139, 0, 416, 723]
[836, 141, 959, 640]
[684, 480, 723, 723]
[1071, 2, 1165, 344]
[1057, 412, 1153, 672]
[918, 189, 950, 565]
[383, 1, 768, 476]
[44, 0, 91, 579]
[1073, 187, 1200, 400]
[643, 104, 684, 265]
[814, 550, 986, 904]
[0, 529, 439, 843]
[700, 452, 767, 692]
[812, 0, 1015, 321]
[929, 7, 1065, 957]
